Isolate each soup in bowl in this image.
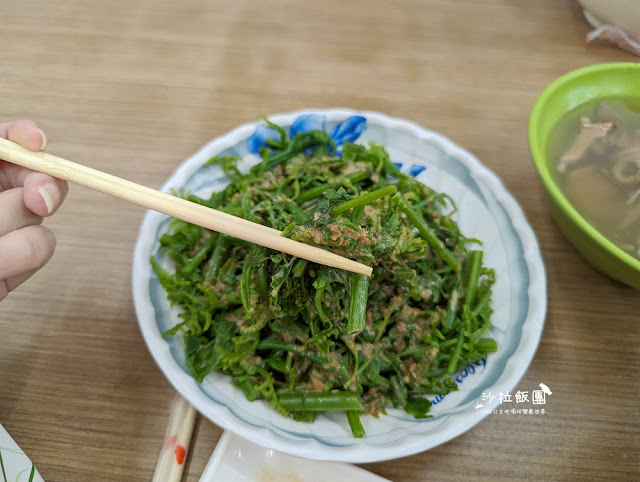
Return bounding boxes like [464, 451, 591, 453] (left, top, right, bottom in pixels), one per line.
[529, 62, 640, 289]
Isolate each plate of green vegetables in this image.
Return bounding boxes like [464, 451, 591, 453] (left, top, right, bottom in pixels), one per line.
[133, 109, 546, 463]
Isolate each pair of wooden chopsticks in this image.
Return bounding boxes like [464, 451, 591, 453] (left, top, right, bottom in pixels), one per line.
[0, 138, 372, 276]
[152, 394, 197, 482]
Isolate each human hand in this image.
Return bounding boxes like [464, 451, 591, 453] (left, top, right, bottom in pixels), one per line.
[0, 120, 68, 302]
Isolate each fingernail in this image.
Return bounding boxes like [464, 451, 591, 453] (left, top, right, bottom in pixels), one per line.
[37, 128, 48, 151]
[39, 184, 55, 213]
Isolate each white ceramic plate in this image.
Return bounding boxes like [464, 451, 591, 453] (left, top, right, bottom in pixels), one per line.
[0, 424, 44, 482]
[132, 109, 547, 463]
[199, 431, 389, 482]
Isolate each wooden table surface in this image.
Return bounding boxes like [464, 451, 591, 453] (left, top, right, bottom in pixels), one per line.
[1, 1, 638, 480]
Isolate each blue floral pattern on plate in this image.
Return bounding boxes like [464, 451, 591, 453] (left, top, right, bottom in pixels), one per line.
[290, 113, 326, 137]
[247, 114, 367, 155]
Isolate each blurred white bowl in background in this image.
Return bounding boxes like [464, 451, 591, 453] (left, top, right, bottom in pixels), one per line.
[578, 0, 640, 56]
[579, 0, 640, 34]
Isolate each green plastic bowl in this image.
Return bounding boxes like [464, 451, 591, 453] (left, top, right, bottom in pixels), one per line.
[529, 62, 640, 290]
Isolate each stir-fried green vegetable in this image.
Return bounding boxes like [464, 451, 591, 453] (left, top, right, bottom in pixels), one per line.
[151, 123, 497, 437]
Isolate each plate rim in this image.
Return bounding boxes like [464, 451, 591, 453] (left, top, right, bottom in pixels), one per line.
[132, 107, 547, 463]
[199, 430, 391, 481]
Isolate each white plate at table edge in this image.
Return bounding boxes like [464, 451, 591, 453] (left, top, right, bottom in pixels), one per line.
[0, 424, 45, 482]
[132, 108, 547, 463]
[199, 430, 390, 482]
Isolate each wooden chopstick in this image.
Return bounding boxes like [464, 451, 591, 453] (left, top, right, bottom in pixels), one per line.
[152, 393, 197, 482]
[0, 138, 373, 276]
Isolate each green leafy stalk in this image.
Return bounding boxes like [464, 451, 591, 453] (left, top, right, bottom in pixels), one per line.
[447, 325, 466, 374]
[347, 411, 366, 438]
[464, 250, 483, 308]
[392, 193, 461, 271]
[278, 391, 364, 412]
[332, 185, 397, 216]
[257, 339, 330, 365]
[347, 273, 369, 334]
[298, 171, 369, 202]
[443, 282, 461, 332]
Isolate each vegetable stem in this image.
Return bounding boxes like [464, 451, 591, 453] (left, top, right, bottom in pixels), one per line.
[278, 391, 364, 412]
[350, 204, 365, 225]
[298, 171, 369, 202]
[392, 193, 461, 271]
[182, 233, 218, 274]
[347, 411, 365, 438]
[347, 273, 369, 334]
[332, 185, 397, 216]
[464, 250, 483, 308]
[443, 284, 460, 332]
[447, 326, 466, 374]
[257, 339, 329, 365]
[205, 234, 231, 281]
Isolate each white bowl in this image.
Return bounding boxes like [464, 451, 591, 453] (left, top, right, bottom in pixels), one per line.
[132, 109, 547, 463]
[578, 0, 640, 35]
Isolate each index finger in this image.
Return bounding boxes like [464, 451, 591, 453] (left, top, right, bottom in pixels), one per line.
[0, 120, 49, 191]
[0, 120, 47, 151]
[0, 120, 68, 215]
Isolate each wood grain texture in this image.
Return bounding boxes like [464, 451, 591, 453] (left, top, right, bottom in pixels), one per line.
[0, 0, 638, 480]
